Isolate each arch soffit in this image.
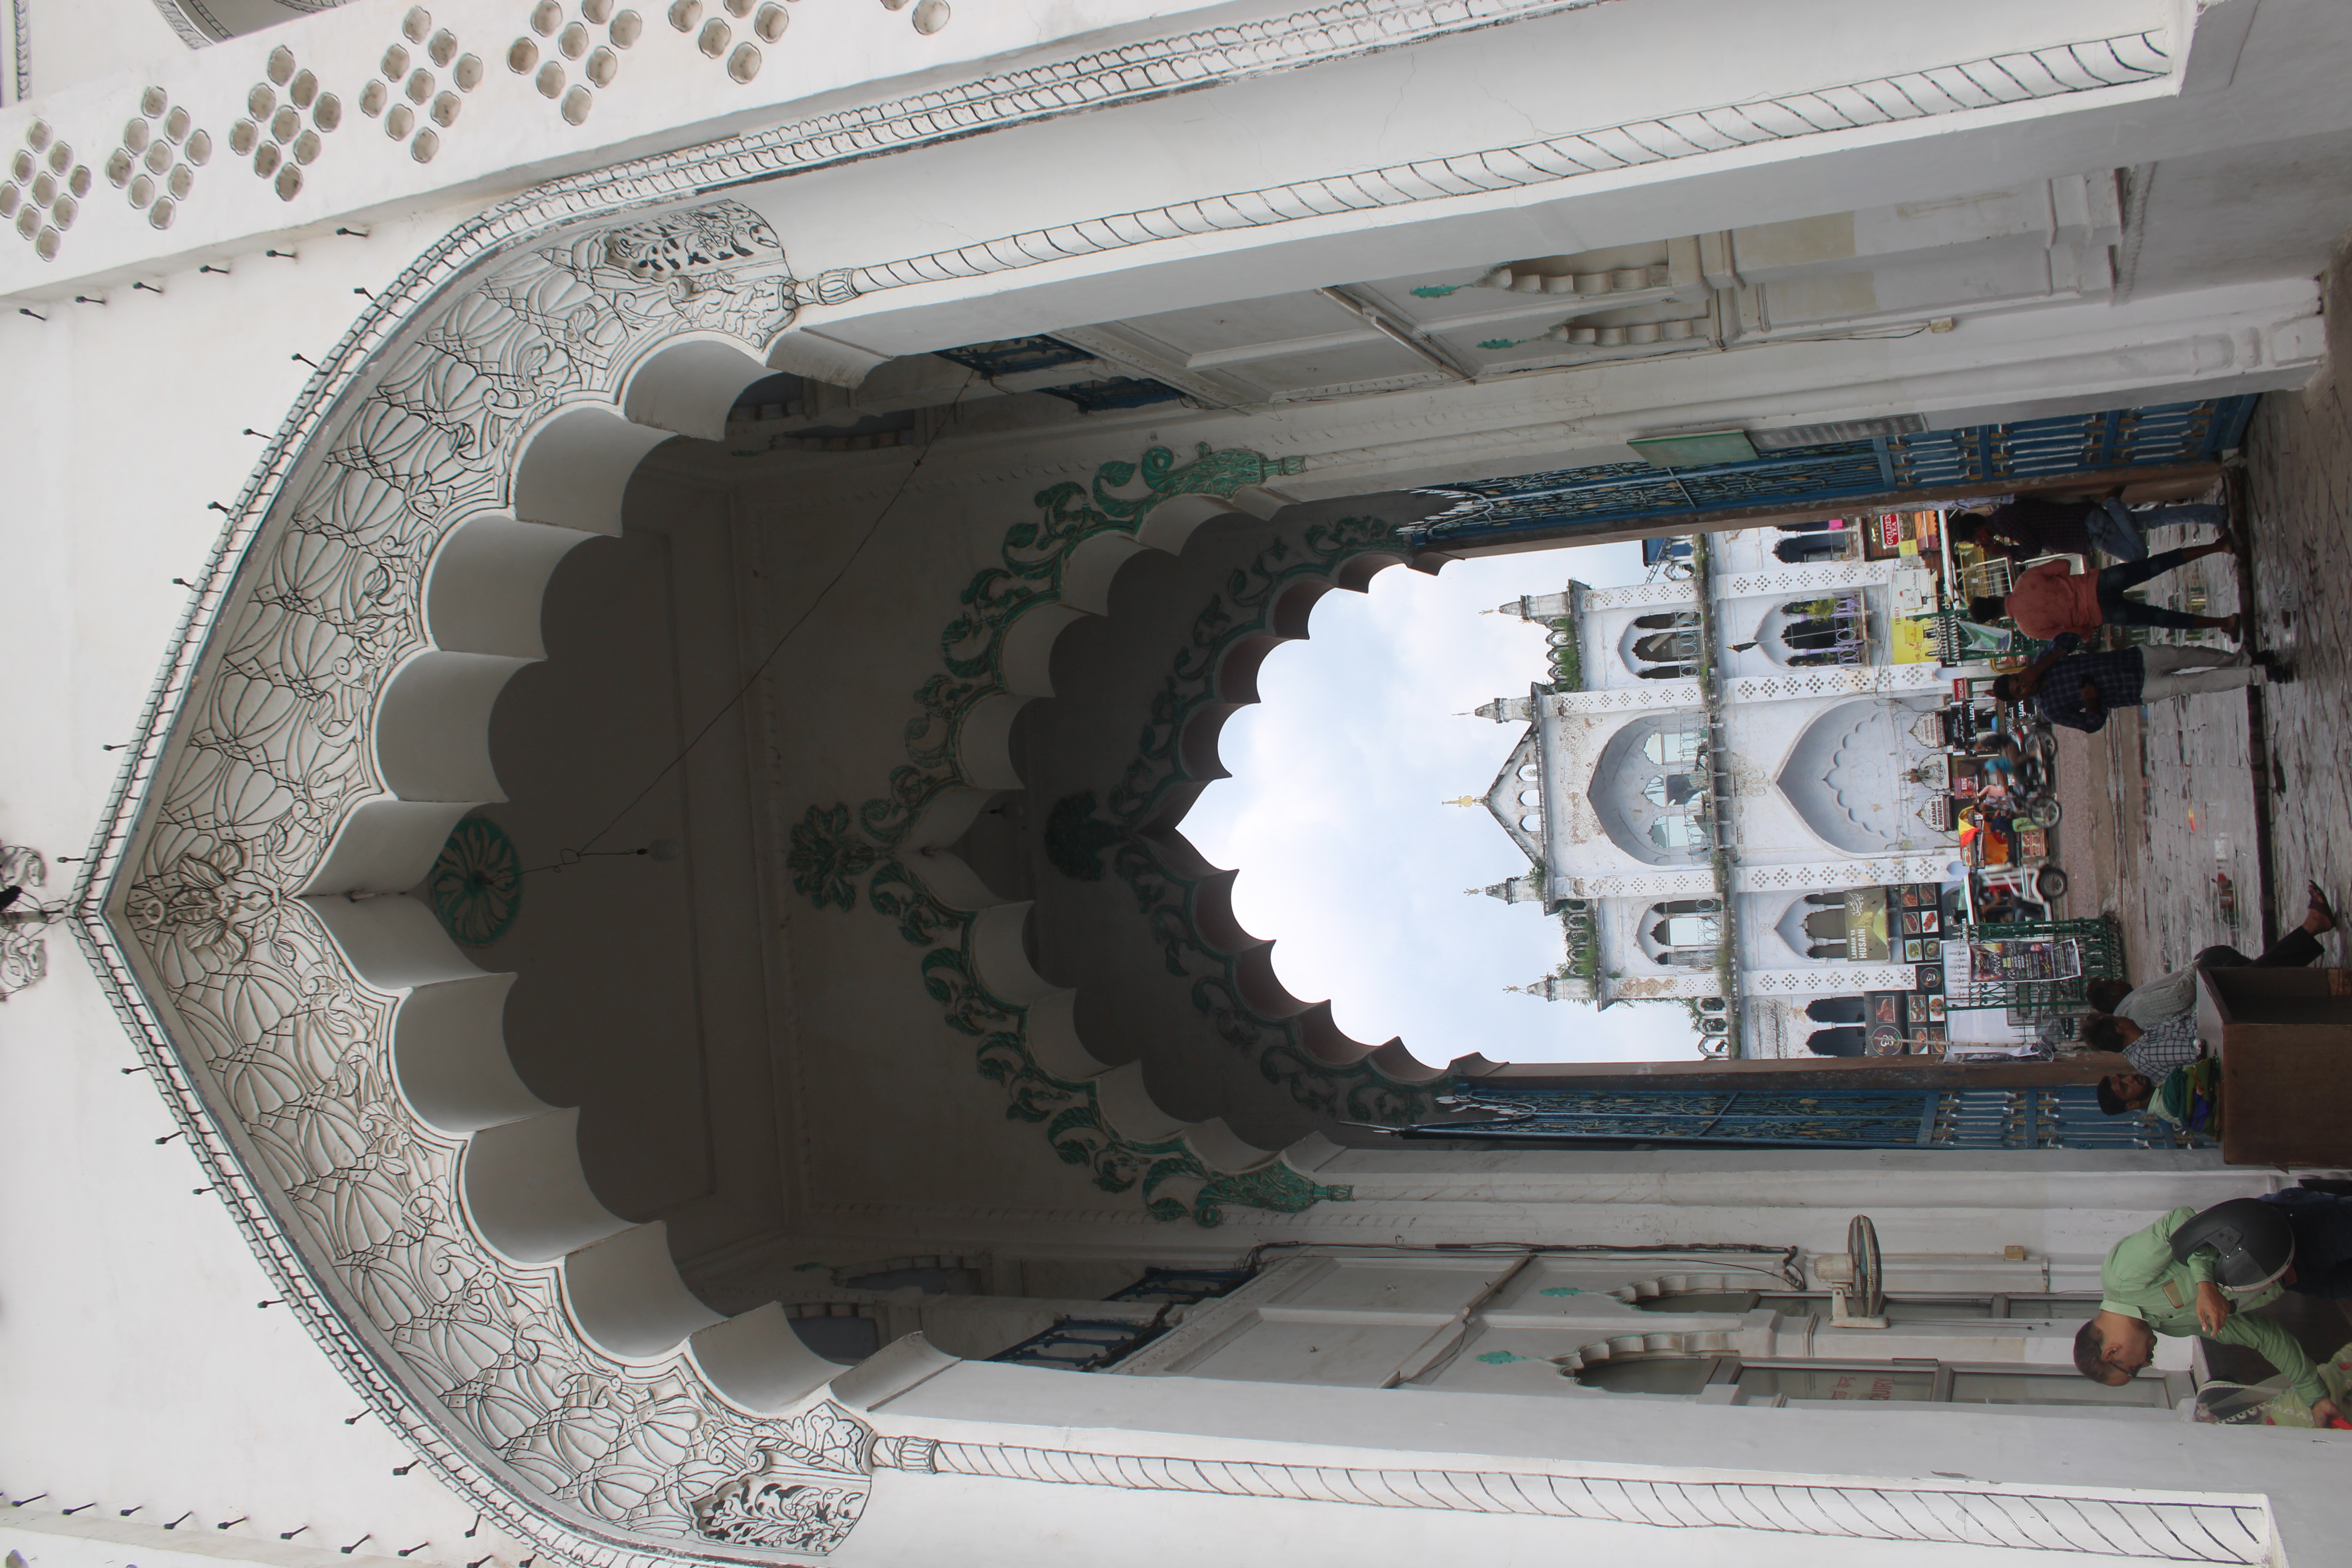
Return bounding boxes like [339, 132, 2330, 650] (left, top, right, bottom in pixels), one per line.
[76, 191, 1425, 1568]
[1588, 712, 1706, 867]
[1773, 697, 1938, 856]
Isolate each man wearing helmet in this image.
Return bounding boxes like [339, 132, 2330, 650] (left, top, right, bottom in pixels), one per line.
[2075, 1195, 2352, 1425]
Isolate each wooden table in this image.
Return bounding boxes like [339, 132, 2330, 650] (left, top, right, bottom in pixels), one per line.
[2196, 966, 2352, 1166]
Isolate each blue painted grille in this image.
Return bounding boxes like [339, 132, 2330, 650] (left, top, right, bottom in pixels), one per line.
[1421, 1083, 2205, 1149]
[1412, 396, 2256, 545]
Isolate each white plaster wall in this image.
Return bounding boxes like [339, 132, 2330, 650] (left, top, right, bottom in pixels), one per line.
[19, 0, 192, 102]
[0, 195, 518, 1564]
[0, 0, 1274, 290]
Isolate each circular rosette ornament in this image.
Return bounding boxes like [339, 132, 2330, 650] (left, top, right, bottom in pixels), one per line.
[428, 817, 522, 946]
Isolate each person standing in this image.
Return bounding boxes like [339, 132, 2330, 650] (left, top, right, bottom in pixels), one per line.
[2074, 1201, 2347, 1425]
[1990, 641, 2287, 732]
[1969, 534, 2241, 641]
[1949, 495, 2229, 564]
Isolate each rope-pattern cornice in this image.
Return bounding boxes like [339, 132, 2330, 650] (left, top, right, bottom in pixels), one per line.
[839, 32, 2168, 297]
[875, 1436, 2267, 1563]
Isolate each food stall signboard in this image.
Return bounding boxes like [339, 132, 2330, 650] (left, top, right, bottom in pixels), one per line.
[1845, 887, 1891, 961]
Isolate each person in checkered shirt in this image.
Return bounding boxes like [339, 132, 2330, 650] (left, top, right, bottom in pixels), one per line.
[1990, 639, 2288, 733]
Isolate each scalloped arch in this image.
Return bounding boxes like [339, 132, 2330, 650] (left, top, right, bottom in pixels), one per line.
[94, 200, 907, 1567]
[784, 484, 1518, 1209]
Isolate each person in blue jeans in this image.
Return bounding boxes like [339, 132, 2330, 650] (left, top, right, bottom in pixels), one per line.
[1967, 534, 2242, 641]
[1947, 496, 2228, 564]
[2085, 498, 2229, 562]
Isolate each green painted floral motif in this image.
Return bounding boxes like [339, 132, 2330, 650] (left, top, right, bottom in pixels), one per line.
[1190, 1161, 1352, 1227]
[1410, 283, 1468, 298]
[428, 817, 522, 946]
[863, 443, 1306, 853]
[1538, 1286, 1584, 1296]
[787, 803, 877, 911]
[793, 443, 1378, 1227]
[1475, 1350, 1534, 1364]
[1043, 792, 1122, 882]
[1478, 337, 1526, 351]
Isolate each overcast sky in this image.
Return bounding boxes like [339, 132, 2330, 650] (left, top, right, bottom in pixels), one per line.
[1176, 541, 1702, 1066]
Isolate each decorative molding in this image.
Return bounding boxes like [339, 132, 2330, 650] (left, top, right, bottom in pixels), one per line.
[1098, 515, 1438, 1122]
[1580, 581, 1698, 611]
[1, 841, 51, 999]
[837, 33, 2170, 300]
[9, 0, 31, 101]
[9, 12, 2167, 298]
[689, 1403, 873, 1554]
[1729, 662, 1947, 704]
[5, 120, 94, 264]
[1715, 557, 1904, 599]
[143, 0, 931, 54]
[1735, 856, 1951, 893]
[11, 0, 1625, 270]
[1744, 964, 1922, 995]
[1557, 868, 1714, 899]
[869, 1433, 2265, 1563]
[98, 86, 211, 236]
[1606, 971, 1721, 999]
[1550, 683, 1700, 713]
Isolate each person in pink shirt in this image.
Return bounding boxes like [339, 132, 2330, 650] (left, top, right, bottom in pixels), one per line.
[1967, 534, 2240, 642]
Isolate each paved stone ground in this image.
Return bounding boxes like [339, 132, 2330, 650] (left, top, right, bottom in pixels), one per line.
[2055, 499, 2258, 971]
[2060, 254, 2352, 979]
[2053, 260, 2352, 1383]
[2239, 253, 2352, 958]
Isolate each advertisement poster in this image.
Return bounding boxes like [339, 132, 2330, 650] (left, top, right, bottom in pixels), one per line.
[1867, 509, 1944, 560]
[1866, 991, 1908, 1055]
[1891, 616, 1939, 664]
[1966, 937, 2083, 982]
[1844, 887, 1891, 961]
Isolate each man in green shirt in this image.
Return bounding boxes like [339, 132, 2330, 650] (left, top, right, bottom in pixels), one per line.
[2074, 1203, 2345, 1423]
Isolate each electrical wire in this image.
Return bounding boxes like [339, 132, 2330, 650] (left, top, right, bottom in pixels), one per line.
[550, 370, 978, 867]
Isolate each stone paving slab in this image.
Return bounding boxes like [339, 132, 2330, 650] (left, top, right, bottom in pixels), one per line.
[2096, 249, 2352, 979]
[2105, 518, 2264, 976]
[2241, 252, 2352, 961]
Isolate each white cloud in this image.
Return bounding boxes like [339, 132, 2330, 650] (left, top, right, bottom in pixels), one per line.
[1178, 542, 1700, 1066]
